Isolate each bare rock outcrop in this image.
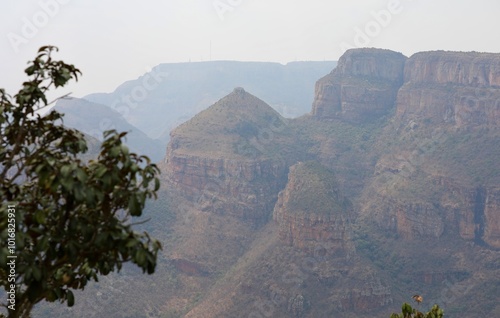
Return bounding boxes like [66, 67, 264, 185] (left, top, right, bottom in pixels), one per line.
[273, 162, 355, 257]
[357, 50, 500, 249]
[161, 88, 291, 224]
[396, 51, 500, 127]
[366, 158, 500, 248]
[311, 48, 406, 122]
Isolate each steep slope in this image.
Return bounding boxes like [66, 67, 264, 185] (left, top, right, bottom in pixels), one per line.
[161, 87, 305, 224]
[54, 97, 164, 161]
[354, 50, 500, 317]
[32, 49, 500, 318]
[84, 61, 336, 140]
[396, 51, 500, 127]
[273, 162, 355, 256]
[362, 51, 500, 248]
[311, 48, 406, 122]
[177, 49, 500, 318]
[184, 162, 392, 318]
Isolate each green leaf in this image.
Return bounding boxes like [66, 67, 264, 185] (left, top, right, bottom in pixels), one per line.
[60, 177, 74, 191]
[46, 290, 58, 302]
[25, 65, 36, 75]
[67, 290, 75, 307]
[32, 266, 42, 281]
[402, 303, 413, 315]
[61, 165, 71, 177]
[34, 210, 47, 224]
[135, 248, 146, 266]
[110, 146, 120, 157]
[128, 194, 141, 216]
[76, 168, 87, 182]
[95, 165, 107, 178]
[120, 144, 129, 155]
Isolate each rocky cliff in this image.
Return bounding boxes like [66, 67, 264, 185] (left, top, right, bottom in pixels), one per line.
[396, 51, 500, 127]
[163, 49, 500, 318]
[311, 48, 406, 122]
[161, 88, 294, 224]
[361, 172, 500, 246]
[63, 49, 500, 318]
[359, 50, 500, 249]
[273, 162, 355, 258]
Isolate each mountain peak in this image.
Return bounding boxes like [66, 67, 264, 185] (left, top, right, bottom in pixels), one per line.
[232, 86, 246, 95]
[311, 48, 406, 122]
[169, 89, 287, 158]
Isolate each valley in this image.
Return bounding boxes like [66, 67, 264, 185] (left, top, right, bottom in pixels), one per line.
[36, 48, 500, 318]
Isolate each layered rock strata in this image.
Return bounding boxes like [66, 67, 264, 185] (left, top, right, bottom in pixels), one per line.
[162, 88, 291, 224]
[273, 162, 355, 257]
[396, 51, 500, 127]
[311, 48, 406, 122]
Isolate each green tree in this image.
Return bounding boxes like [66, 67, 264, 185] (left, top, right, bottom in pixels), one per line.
[390, 302, 444, 318]
[0, 46, 162, 318]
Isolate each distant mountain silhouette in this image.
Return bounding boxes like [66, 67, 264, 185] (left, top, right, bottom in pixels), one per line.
[83, 60, 336, 141]
[54, 98, 164, 162]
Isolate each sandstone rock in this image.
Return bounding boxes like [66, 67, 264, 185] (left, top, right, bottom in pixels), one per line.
[397, 51, 500, 127]
[366, 157, 500, 248]
[329, 273, 393, 313]
[162, 88, 292, 224]
[287, 294, 309, 318]
[273, 162, 355, 257]
[404, 51, 500, 86]
[483, 187, 500, 248]
[158, 49, 500, 318]
[311, 48, 406, 122]
[171, 258, 209, 277]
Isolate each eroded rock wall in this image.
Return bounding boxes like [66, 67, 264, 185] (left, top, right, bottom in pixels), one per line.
[311, 48, 406, 122]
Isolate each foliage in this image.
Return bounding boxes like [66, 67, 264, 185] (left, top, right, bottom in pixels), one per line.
[0, 46, 161, 318]
[390, 303, 444, 318]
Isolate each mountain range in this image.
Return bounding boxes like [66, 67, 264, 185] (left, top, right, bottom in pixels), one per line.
[38, 48, 499, 317]
[54, 60, 336, 162]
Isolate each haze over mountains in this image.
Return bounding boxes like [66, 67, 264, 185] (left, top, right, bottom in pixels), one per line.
[54, 60, 336, 162]
[42, 49, 500, 317]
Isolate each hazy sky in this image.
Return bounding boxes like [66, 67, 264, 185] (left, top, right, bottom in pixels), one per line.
[1, 0, 499, 100]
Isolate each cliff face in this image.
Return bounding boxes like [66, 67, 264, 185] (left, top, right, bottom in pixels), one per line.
[162, 88, 292, 224]
[164, 150, 287, 222]
[41, 49, 500, 318]
[403, 51, 500, 86]
[396, 51, 500, 127]
[163, 49, 500, 318]
[482, 187, 500, 247]
[273, 162, 355, 257]
[360, 50, 500, 249]
[363, 174, 500, 245]
[311, 48, 406, 122]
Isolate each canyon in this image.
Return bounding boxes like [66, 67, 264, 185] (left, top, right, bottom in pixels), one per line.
[39, 48, 500, 317]
[158, 48, 500, 317]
